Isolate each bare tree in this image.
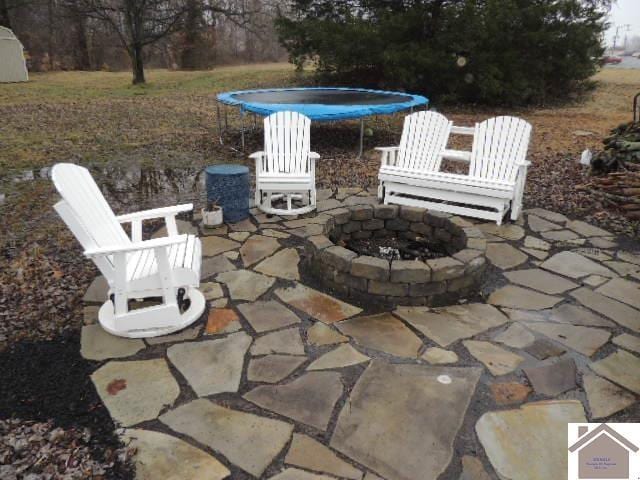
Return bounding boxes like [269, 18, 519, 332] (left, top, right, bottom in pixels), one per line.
[69, 0, 190, 83]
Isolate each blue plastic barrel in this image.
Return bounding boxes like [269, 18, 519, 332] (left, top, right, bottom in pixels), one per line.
[205, 164, 250, 223]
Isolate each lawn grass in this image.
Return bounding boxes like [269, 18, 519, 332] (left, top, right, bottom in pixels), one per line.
[0, 63, 304, 175]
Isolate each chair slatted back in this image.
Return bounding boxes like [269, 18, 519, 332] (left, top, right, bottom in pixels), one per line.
[52, 163, 131, 254]
[263, 111, 312, 175]
[470, 116, 532, 183]
[396, 111, 452, 173]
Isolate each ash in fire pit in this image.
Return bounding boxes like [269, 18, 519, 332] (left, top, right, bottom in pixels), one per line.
[345, 236, 448, 261]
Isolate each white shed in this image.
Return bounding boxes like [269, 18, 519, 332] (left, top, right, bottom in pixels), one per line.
[0, 27, 28, 82]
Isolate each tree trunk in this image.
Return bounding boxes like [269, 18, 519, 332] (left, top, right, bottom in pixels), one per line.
[72, 8, 91, 70]
[0, 0, 11, 29]
[131, 45, 145, 84]
[180, 0, 202, 69]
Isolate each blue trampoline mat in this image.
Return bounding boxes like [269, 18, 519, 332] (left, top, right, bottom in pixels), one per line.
[217, 87, 428, 121]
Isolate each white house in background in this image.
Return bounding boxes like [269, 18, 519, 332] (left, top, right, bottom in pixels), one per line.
[0, 27, 28, 82]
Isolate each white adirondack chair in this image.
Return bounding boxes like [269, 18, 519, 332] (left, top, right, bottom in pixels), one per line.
[52, 163, 205, 338]
[378, 115, 532, 225]
[250, 111, 319, 215]
[376, 110, 453, 199]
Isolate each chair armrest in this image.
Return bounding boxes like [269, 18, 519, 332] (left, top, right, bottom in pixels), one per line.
[309, 152, 320, 160]
[442, 149, 472, 162]
[249, 151, 265, 160]
[516, 160, 532, 167]
[84, 234, 188, 258]
[117, 204, 193, 223]
[374, 146, 400, 152]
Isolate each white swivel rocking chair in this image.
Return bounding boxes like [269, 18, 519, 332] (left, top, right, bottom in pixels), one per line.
[250, 111, 319, 215]
[52, 163, 205, 338]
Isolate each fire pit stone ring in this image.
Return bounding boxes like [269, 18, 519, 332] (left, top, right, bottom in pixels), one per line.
[304, 204, 488, 306]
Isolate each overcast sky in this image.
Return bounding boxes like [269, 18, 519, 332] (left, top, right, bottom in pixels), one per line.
[607, 0, 640, 46]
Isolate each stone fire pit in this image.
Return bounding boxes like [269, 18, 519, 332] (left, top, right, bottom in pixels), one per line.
[305, 204, 488, 305]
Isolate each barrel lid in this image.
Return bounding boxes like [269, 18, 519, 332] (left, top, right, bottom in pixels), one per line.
[205, 164, 249, 176]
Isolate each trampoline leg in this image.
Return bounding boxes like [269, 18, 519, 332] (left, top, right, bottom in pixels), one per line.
[358, 118, 364, 159]
[216, 102, 224, 145]
[241, 109, 245, 151]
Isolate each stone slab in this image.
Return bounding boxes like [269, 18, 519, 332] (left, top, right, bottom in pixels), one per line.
[485, 243, 528, 270]
[549, 304, 614, 327]
[244, 371, 343, 431]
[459, 455, 491, 480]
[160, 399, 293, 477]
[285, 433, 363, 480]
[612, 333, 640, 354]
[395, 304, 508, 347]
[463, 341, 525, 376]
[238, 300, 300, 333]
[503, 268, 578, 294]
[167, 332, 251, 396]
[146, 325, 202, 345]
[476, 400, 586, 480]
[217, 270, 275, 301]
[590, 350, 640, 395]
[251, 327, 305, 355]
[240, 235, 281, 266]
[229, 231, 250, 242]
[337, 313, 422, 358]
[254, 248, 301, 281]
[247, 355, 307, 383]
[83, 275, 109, 304]
[524, 338, 566, 360]
[582, 373, 636, 419]
[201, 236, 240, 257]
[528, 215, 563, 232]
[276, 284, 362, 324]
[540, 251, 615, 279]
[307, 344, 370, 370]
[570, 287, 640, 333]
[80, 325, 145, 360]
[261, 228, 291, 239]
[421, 347, 459, 364]
[493, 323, 535, 349]
[121, 428, 229, 480]
[92, 359, 180, 427]
[205, 308, 241, 334]
[331, 361, 482, 480]
[270, 468, 335, 480]
[200, 282, 224, 300]
[541, 229, 582, 242]
[489, 382, 532, 405]
[306, 322, 348, 346]
[566, 220, 612, 237]
[478, 223, 525, 241]
[229, 218, 257, 232]
[200, 255, 236, 279]
[596, 277, 640, 310]
[522, 321, 610, 357]
[523, 357, 577, 396]
[525, 208, 568, 224]
[524, 236, 551, 250]
[488, 285, 562, 310]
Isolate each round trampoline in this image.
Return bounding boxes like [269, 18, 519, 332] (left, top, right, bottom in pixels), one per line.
[216, 87, 429, 155]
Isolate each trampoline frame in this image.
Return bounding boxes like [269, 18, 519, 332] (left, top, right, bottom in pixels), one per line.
[216, 87, 429, 157]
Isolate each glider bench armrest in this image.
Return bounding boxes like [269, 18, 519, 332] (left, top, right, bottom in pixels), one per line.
[374, 146, 400, 152]
[116, 204, 193, 223]
[84, 234, 188, 258]
[250, 151, 320, 160]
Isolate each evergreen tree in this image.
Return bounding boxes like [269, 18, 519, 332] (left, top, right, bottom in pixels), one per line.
[276, 0, 611, 105]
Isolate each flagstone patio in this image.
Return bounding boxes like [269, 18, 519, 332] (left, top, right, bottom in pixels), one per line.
[80, 189, 640, 480]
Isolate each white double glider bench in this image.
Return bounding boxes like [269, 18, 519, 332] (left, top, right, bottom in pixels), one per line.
[377, 112, 532, 225]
